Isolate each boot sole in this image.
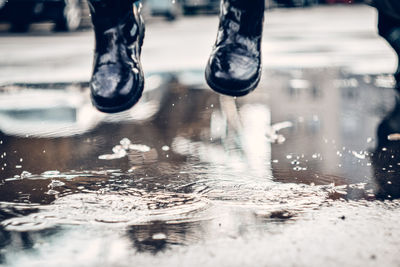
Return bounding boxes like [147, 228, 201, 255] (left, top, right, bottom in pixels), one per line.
[205, 64, 262, 97]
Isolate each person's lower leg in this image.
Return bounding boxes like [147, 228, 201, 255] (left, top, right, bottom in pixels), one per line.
[88, 0, 145, 113]
[205, 0, 265, 96]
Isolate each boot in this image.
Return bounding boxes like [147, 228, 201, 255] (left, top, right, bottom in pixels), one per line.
[205, 0, 265, 97]
[88, 0, 145, 113]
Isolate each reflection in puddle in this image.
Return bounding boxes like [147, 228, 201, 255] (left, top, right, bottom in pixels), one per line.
[0, 69, 400, 265]
[2, 191, 210, 231]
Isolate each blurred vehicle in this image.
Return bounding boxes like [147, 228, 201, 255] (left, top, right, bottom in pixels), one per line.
[181, 0, 220, 15]
[0, 0, 89, 32]
[143, 0, 182, 21]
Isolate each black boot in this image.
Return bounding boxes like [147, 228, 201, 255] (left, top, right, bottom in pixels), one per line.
[88, 0, 145, 113]
[205, 0, 265, 97]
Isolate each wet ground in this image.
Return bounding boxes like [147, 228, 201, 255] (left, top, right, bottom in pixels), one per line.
[1, 68, 400, 266]
[1, 4, 400, 267]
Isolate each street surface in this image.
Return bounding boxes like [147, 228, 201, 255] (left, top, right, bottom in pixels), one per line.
[0, 4, 400, 267]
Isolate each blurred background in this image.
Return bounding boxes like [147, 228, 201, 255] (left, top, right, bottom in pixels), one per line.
[0, 0, 365, 32]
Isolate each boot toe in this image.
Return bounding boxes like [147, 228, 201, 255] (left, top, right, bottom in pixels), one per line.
[206, 46, 261, 96]
[90, 64, 143, 112]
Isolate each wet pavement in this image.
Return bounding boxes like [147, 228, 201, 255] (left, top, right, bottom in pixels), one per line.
[1, 4, 400, 267]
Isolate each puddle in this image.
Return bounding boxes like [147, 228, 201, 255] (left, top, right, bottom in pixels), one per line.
[0, 69, 400, 266]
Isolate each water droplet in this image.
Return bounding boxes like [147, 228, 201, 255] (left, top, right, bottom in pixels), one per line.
[129, 144, 151, 152]
[352, 151, 366, 159]
[120, 138, 132, 149]
[293, 166, 306, 171]
[41, 171, 61, 179]
[21, 171, 32, 178]
[152, 232, 167, 240]
[46, 189, 59, 195]
[48, 180, 66, 188]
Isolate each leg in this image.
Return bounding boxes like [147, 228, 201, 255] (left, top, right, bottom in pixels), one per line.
[205, 0, 265, 96]
[88, 0, 145, 113]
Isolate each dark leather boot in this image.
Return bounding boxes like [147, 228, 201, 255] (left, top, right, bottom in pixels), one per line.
[88, 0, 144, 113]
[205, 0, 265, 97]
